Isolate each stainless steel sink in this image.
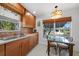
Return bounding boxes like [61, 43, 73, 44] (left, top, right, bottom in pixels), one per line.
[0, 34, 25, 40]
[0, 37, 17, 40]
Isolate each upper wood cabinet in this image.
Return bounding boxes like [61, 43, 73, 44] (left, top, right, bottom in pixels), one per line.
[22, 14, 36, 28]
[0, 3, 26, 15]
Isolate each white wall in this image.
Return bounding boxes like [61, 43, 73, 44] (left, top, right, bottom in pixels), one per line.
[64, 7, 79, 52]
[36, 18, 47, 45]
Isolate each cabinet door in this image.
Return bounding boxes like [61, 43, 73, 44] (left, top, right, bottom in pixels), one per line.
[29, 37, 34, 50]
[29, 33, 38, 50]
[36, 33, 38, 45]
[21, 38, 29, 56]
[6, 40, 21, 56]
[33, 33, 38, 47]
[0, 45, 5, 56]
[22, 15, 35, 28]
[22, 15, 29, 27]
[33, 35, 37, 47]
[29, 15, 35, 28]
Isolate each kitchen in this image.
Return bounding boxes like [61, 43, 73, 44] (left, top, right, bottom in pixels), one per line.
[0, 3, 79, 56]
[0, 3, 38, 56]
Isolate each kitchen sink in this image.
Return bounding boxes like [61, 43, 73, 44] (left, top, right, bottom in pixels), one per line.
[0, 34, 25, 40]
[0, 36, 17, 40]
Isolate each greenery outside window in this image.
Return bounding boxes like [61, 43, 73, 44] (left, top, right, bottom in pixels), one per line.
[0, 20, 17, 30]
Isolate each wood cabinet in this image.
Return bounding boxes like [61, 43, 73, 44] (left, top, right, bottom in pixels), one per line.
[29, 36, 34, 50]
[21, 38, 29, 56]
[29, 15, 35, 28]
[6, 40, 21, 56]
[31, 33, 38, 47]
[0, 33, 38, 56]
[0, 45, 5, 56]
[22, 15, 36, 28]
[34, 33, 38, 46]
[29, 33, 38, 50]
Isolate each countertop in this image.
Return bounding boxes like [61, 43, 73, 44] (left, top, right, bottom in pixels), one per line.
[0, 33, 37, 45]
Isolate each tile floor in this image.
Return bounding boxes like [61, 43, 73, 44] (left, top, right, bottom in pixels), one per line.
[27, 44, 79, 56]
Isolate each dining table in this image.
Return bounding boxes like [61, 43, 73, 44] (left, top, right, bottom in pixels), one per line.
[47, 35, 75, 56]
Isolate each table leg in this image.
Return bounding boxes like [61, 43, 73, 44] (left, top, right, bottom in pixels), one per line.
[48, 41, 50, 56]
[68, 44, 74, 56]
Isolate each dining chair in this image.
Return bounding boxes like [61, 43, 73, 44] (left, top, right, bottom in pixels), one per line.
[48, 41, 58, 55]
[47, 31, 58, 55]
[58, 37, 73, 56]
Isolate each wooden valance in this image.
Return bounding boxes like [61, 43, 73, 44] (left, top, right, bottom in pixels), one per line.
[0, 3, 26, 15]
[43, 17, 72, 24]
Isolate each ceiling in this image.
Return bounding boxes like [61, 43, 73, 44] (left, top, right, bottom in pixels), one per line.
[22, 3, 79, 19]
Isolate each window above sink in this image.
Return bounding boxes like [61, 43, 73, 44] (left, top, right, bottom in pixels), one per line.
[0, 15, 21, 32]
[0, 5, 21, 32]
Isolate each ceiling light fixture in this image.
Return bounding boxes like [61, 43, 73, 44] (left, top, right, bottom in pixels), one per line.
[33, 11, 36, 14]
[51, 5, 63, 19]
[26, 12, 31, 16]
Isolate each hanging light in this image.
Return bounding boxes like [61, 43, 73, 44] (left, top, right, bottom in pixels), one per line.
[51, 6, 63, 19]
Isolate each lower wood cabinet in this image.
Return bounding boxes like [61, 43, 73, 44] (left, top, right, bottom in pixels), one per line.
[29, 37, 34, 50]
[0, 45, 5, 56]
[6, 40, 21, 56]
[33, 33, 38, 46]
[21, 38, 29, 56]
[0, 33, 38, 56]
[29, 33, 38, 51]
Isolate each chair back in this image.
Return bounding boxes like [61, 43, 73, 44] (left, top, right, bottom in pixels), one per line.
[65, 36, 73, 42]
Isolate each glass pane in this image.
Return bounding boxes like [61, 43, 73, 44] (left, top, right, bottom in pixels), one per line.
[43, 23, 54, 38]
[54, 22, 71, 42]
[0, 20, 18, 30]
[55, 22, 66, 28]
